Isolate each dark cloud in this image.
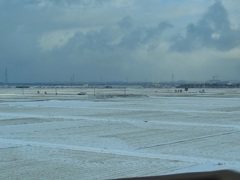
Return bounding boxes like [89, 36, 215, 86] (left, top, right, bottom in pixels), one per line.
[118, 19, 173, 50]
[38, 17, 173, 82]
[1, 0, 239, 82]
[170, 0, 240, 52]
[118, 16, 133, 29]
[143, 22, 173, 43]
[58, 17, 172, 53]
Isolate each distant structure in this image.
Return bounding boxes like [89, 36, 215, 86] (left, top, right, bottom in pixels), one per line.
[5, 68, 8, 84]
[70, 74, 75, 84]
[171, 73, 174, 87]
[213, 75, 217, 81]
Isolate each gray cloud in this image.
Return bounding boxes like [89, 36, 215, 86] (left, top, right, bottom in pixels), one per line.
[54, 16, 172, 53]
[118, 16, 133, 29]
[0, 0, 239, 83]
[43, 17, 173, 81]
[19, 0, 104, 8]
[170, 0, 240, 52]
[118, 20, 173, 50]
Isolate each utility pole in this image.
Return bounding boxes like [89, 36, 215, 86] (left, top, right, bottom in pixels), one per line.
[213, 75, 217, 81]
[70, 74, 75, 85]
[5, 68, 8, 84]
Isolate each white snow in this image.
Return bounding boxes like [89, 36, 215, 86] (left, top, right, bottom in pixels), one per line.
[0, 87, 240, 179]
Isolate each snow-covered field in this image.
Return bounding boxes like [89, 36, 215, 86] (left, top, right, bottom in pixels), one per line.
[0, 87, 240, 179]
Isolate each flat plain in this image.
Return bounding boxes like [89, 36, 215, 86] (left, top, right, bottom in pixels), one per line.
[0, 87, 240, 179]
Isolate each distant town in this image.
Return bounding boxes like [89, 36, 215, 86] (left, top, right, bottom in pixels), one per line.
[0, 79, 240, 89]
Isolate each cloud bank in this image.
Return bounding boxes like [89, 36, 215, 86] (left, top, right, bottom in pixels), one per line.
[170, 0, 240, 52]
[0, 0, 239, 83]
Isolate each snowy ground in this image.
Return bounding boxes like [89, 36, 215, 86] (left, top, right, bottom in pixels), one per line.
[0, 87, 240, 179]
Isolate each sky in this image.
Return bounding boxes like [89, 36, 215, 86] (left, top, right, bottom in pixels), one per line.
[0, 0, 240, 83]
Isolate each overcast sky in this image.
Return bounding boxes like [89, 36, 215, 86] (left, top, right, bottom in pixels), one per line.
[1, 0, 240, 83]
